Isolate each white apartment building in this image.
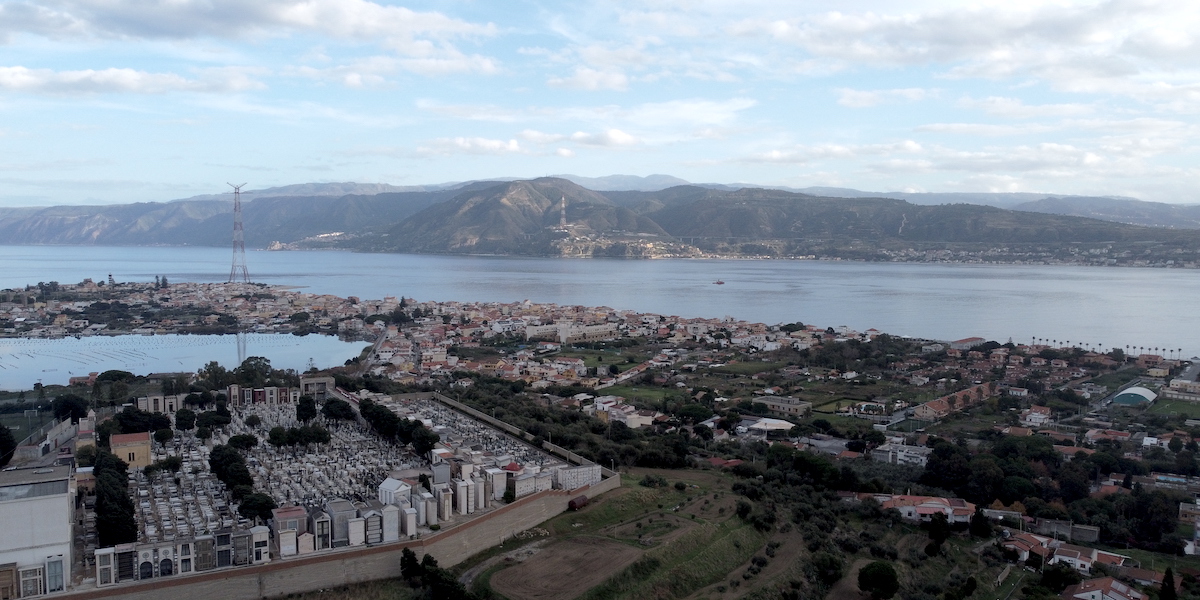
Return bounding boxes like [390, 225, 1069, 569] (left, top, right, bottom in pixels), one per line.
[0, 466, 73, 598]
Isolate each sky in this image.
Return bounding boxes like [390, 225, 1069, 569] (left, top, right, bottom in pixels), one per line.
[2, 0, 1200, 206]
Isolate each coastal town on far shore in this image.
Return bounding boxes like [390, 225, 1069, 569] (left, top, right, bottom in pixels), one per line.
[2, 276, 1200, 600]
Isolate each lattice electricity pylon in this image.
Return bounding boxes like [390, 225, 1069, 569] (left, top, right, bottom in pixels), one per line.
[228, 182, 250, 283]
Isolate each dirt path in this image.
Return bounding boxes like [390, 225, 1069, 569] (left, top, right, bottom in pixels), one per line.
[825, 558, 870, 600]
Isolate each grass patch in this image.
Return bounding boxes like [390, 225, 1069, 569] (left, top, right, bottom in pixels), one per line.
[267, 579, 418, 600]
[577, 556, 663, 600]
[1088, 369, 1142, 390]
[470, 561, 512, 599]
[1098, 545, 1200, 572]
[710, 361, 786, 376]
[0, 411, 55, 440]
[557, 351, 647, 373]
[1147, 399, 1200, 417]
[600, 386, 669, 403]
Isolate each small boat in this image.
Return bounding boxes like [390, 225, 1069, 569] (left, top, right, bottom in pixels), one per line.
[713, 280, 725, 285]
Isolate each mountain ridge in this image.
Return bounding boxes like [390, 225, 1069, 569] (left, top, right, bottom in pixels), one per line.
[1, 178, 1198, 264]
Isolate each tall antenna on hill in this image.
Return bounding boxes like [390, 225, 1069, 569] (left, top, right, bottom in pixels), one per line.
[228, 183, 250, 283]
[560, 196, 567, 228]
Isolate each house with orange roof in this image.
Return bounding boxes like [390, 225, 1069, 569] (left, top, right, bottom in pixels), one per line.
[1001, 532, 1052, 562]
[1060, 577, 1145, 600]
[1050, 543, 1130, 575]
[878, 495, 976, 524]
[1021, 405, 1053, 427]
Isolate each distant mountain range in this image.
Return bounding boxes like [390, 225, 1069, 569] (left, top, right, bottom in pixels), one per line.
[0, 177, 1198, 259]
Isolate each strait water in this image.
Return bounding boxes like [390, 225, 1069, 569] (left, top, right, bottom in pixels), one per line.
[0, 245, 1196, 384]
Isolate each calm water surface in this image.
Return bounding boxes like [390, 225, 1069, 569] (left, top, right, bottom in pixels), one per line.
[0, 245, 1195, 364]
[0, 334, 369, 391]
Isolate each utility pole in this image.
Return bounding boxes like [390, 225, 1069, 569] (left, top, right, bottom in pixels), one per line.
[228, 183, 250, 284]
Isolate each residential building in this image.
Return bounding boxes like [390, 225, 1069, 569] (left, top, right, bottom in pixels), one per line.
[1021, 405, 1052, 427]
[878, 495, 976, 524]
[871, 443, 932, 467]
[0, 466, 72, 598]
[1060, 577, 1145, 600]
[750, 396, 812, 419]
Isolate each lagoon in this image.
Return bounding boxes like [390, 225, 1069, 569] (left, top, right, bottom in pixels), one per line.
[0, 333, 369, 391]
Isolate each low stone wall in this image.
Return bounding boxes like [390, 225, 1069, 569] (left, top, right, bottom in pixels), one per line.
[58, 475, 621, 600]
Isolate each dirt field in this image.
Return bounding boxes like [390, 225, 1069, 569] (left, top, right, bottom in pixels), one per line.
[490, 537, 642, 600]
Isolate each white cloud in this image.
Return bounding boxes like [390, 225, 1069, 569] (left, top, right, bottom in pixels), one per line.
[0, 0, 499, 82]
[744, 140, 922, 164]
[0, 65, 264, 94]
[915, 123, 1056, 136]
[3, 0, 494, 42]
[417, 137, 523, 156]
[837, 87, 931, 108]
[548, 67, 629, 91]
[519, 130, 567, 144]
[728, 2, 1200, 103]
[570, 129, 639, 146]
[555, 148, 575, 157]
[959, 96, 1094, 119]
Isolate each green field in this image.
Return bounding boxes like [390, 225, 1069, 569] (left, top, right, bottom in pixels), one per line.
[601, 385, 670, 403]
[1087, 369, 1142, 390]
[0, 411, 55, 442]
[1147, 398, 1200, 417]
[709, 361, 786, 376]
[557, 350, 646, 373]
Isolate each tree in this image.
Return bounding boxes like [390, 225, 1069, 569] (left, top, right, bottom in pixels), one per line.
[400, 548, 422, 583]
[1162, 567, 1177, 600]
[93, 450, 136, 546]
[196, 410, 232, 430]
[0, 425, 16, 468]
[114, 406, 170, 434]
[234, 356, 272, 388]
[858, 561, 899, 600]
[238, 493, 277, 524]
[811, 551, 843, 586]
[244, 415, 262, 428]
[1038, 564, 1081, 593]
[196, 426, 212, 441]
[321, 398, 356, 421]
[412, 426, 440, 456]
[420, 554, 438, 572]
[228, 434, 258, 450]
[268, 426, 289, 447]
[677, 403, 713, 423]
[52, 394, 89, 423]
[970, 508, 992, 538]
[153, 428, 174, 445]
[75, 444, 98, 468]
[1170, 436, 1184, 453]
[209, 444, 254, 491]
[296, 395, 317, 423]
[175, 408, 196, 431]
[927, 512, 950, 546]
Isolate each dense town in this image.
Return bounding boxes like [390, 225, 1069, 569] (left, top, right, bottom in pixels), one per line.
[3, 278, 1200, 600]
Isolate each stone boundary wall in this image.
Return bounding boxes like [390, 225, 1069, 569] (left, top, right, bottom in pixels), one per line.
[57, 471, 620, 600]
[401, 392, 617, 479]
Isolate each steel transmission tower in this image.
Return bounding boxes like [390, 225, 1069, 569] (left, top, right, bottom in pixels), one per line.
[228, 183, 250, 283]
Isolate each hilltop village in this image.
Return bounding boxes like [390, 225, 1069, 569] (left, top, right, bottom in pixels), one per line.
[3, 279, 1200, 600]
